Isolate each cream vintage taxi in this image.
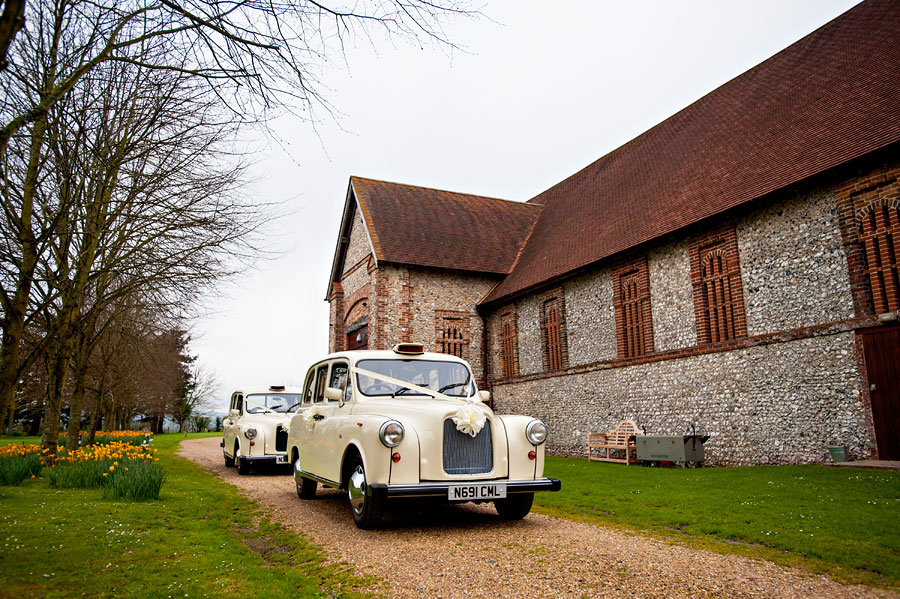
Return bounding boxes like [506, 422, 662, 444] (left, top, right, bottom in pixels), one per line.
[286, 343, 561, 528]
[221, 385, 303, 474]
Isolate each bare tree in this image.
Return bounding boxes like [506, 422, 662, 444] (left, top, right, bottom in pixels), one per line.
[172, 362, 218, 433]
[0, 0, 475, 439]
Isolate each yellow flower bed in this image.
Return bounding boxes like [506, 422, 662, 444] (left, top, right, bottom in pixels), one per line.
[0, 444, 41, 458]
[97, 430, 150, 439]
[56, 441, 157, 465]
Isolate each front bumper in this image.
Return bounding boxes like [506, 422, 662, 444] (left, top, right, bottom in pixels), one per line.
[369, 477, 561, 501]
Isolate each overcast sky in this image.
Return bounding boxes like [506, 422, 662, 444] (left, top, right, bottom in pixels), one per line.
[191, 0, 861, 413]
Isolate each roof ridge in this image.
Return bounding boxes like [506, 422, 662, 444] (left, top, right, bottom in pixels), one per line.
[350, 175, 541, 208]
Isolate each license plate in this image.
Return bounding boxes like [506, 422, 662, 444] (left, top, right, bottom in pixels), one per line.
[276, 455, 289, 464]
[447, 483, 507, 501]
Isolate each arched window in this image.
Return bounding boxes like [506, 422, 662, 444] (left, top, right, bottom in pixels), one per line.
[859, 202, 900, 314]
[441, 323, 465, 358]
[700, 249, 740, 342]
[614, 258, 653, 359]
[690, 227, 747, 345]
[499, 316, 517, 379]
[540, 294, 568, 371]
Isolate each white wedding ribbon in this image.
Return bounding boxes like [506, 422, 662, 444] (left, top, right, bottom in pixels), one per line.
[351, 367, 476, 405]
[351, 367, 487, 437]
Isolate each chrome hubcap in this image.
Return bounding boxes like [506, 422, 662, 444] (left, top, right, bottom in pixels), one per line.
[348, 465, 366, 515]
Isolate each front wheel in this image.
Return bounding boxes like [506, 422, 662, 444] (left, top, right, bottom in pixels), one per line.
[347, 455, 383, 529]
[224, 447, 235, 468]
[236, 446, 249, 475]
[296, 461, 317, 499]
[494, 493, 534, 519]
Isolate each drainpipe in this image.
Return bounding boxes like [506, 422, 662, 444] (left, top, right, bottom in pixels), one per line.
[479, 309, 493, 410]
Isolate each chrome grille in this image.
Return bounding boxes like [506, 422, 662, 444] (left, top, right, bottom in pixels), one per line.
[276, 426, 288, 452]
[443, 419, 492, 475]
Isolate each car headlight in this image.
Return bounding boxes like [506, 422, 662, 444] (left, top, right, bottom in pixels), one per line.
[243, 426, 258, 440]
[525, 420, 547, 445]
[379, 420, 404, 448]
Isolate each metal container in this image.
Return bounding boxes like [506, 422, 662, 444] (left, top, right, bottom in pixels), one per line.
[828, 445, 848, 463]
[636, 435, 709, 464]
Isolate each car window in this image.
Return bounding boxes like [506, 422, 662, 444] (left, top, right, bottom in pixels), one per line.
[314, 365, 328, 403]
[356, 359, 474, 398]
[330, 362, 350, 403]
[236, 395, 243, 414]
[302, 368, 315, 405]
[245, 393, 303, 413]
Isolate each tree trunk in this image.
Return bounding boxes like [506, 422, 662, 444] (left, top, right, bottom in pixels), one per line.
[0, 113, 46, 444]
[65, 335, 91, 450]
[6, 392, 14, 433]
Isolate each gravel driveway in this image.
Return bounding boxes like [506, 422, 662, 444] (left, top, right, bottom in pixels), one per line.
[179, 437, 894, 598]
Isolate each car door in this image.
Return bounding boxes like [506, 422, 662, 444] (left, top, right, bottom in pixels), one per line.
[223, 393, 240, 455]
[315, 360, 352, 484]
[299, 363, 331, 479]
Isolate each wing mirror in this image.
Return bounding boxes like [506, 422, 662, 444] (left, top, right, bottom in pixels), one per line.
[228, 408, 240, 419]
[324, 386, 343, 402]
[478, 390, 491, 403]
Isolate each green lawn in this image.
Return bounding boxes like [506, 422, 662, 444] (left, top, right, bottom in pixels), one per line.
[536, 457, 900, 587]
[0, 433, 382, 599]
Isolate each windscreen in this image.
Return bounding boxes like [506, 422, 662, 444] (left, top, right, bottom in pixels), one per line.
[356, 359, 474, 398]
[245, 393, 302, 413]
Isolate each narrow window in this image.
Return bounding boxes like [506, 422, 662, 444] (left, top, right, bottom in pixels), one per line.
[690, 227, 747, 344]
[614, 258, 654, 359]
[859, 202, 900, 314]
[437, 313, 469, 359]
[540, 294, 568, 371]
[498, 314, 518, 379]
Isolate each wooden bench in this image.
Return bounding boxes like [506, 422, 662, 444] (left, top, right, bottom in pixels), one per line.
[588, 420, 644, 465]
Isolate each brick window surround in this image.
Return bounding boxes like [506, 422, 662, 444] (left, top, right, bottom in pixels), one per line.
[613, 258, 654, 359]
[539, 291, 569, 371]
[689, 226, 748, 344]
[436, 310, 470, 359]
[858, 199, 900, 314]
[497, 310, 519, 379]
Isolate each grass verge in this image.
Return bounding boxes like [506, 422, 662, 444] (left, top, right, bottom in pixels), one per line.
[535, 457, 900, 587]
[0, 432, 381, 599]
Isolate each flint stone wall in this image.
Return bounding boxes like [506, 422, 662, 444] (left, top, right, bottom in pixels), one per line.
[492, 331, 868, 465]
[738, 187, 854, 334]
[343, 211, 371, 275]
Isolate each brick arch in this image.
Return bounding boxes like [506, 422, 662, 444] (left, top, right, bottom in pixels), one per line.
[344, 297, 369, 350]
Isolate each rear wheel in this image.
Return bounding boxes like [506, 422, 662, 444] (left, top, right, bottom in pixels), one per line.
[494, 493, 534, 519]
[347, 454, 383, 529]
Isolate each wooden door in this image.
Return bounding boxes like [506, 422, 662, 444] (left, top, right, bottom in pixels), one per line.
[346, 325, 368, 350]
[862, 325, 900, 460]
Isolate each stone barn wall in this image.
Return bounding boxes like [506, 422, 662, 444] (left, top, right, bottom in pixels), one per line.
[486, 180, 872, 465]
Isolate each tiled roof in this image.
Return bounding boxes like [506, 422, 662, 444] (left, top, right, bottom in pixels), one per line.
[481, 0, 900, 305]
[350, 177, 542, 274]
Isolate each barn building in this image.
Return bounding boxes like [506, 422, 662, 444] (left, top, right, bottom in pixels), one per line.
[326, 1, 900, 465]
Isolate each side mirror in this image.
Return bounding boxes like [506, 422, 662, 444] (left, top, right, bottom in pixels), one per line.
[229, 408, 240, 419]
[324, 386, 342, 402]
[478, 390, 491, 403]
